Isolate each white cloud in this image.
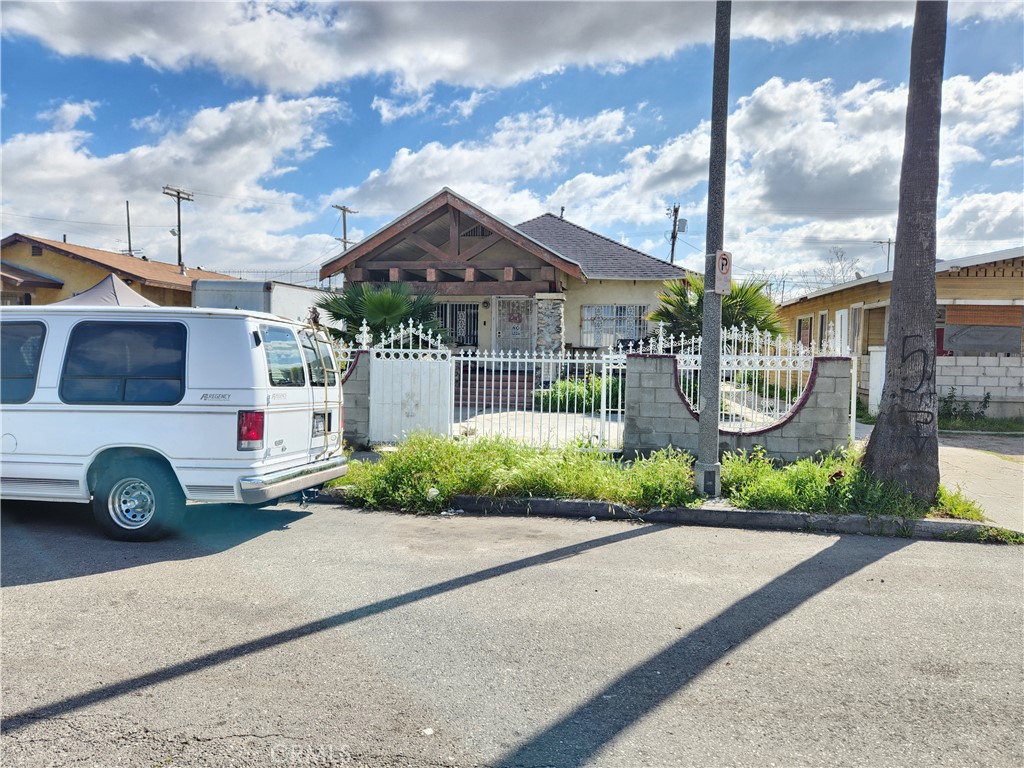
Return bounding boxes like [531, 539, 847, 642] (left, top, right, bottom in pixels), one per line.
[322, 66, 1022, 281]
[37, 99, 100, 130]
[326, 107, 632, 221]
[2, 95, 345, 271]
[6, 1, 1013, 97]
[941, 72, 1024, 164]
[130, 112, 169, 134]
[372, 92, 434, 124]
[992, 155, 1023, 168]
[448, 90, 493, 120]
[938, 191, 1024, 252]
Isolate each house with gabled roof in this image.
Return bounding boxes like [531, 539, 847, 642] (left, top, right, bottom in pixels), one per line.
[318, 188, 689, 352]
[1, 233, 236, 306]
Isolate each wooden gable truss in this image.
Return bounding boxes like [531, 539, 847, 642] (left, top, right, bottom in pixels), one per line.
[319, 189, 584, 296]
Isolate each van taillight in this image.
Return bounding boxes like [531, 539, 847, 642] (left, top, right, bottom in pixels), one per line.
[238, 410, 265, 450]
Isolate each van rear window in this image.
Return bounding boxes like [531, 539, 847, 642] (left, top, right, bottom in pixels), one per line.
[261, 325, 306, 387]
[61, 322, 186, 405]
[1, 321, 46, 404]
[300, 330, 337, 387]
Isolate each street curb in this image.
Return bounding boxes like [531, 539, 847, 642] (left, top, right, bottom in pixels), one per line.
[444, 494, 1009, 542]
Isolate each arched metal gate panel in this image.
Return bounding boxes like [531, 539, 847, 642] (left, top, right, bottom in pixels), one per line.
[367, 322, 454, 443]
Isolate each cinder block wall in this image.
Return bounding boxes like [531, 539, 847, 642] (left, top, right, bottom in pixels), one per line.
[935, 356, 1023, 419]
[622, 355, 853, 463]
[341, 351, 370, 450]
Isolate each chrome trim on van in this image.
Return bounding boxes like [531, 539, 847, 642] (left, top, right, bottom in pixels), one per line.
[238, 455, 348, 504]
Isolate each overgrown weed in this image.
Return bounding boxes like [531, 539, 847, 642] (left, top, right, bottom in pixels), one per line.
[334, 435, 998, 532]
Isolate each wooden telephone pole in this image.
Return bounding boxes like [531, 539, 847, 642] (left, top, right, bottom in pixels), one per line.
[332, 205, 358, 251]
[162, 185, 194, 270]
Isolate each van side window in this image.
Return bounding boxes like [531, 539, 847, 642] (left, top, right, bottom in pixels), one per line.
[300, 330, 337, 387]
[261, 325, 306, 387]
[61, 322, 186, 405]
[1, 321, 46, 404]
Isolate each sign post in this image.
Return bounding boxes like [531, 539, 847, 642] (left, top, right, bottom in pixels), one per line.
[714, 250, 732, 295]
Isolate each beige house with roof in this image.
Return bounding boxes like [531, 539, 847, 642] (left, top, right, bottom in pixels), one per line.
[319, 188, 690, 353]
[1, 233, 235, 306]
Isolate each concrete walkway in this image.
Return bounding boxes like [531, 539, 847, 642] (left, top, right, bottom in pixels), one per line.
[855, 425, 1024, 532]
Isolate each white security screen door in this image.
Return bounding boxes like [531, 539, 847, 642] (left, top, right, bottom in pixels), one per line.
[494, 297, 535, 354]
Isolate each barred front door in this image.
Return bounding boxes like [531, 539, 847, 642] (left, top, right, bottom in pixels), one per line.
[494, 297, 535, 354]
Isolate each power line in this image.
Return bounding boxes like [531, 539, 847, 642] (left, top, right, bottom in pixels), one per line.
[0, 211, 171, 228]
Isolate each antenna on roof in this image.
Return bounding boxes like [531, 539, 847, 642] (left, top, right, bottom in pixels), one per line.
[560, 206, 565, 219]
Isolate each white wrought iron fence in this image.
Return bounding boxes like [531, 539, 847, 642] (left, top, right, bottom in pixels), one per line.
[453, 347, 626, 449]
[346, 319, 850, 448]
[619, 322, 847, 432]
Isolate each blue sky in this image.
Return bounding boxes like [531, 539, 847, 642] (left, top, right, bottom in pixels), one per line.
[2, 1, 1021, 295]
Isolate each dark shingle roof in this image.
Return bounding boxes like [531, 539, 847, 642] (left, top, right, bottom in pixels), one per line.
[516, 213, 690, 281]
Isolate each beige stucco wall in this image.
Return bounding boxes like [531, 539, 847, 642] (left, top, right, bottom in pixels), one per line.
[561, 278, 667, 347]
[2, 242, 190, 306]
[431, 278, 669, 349]
[5, 242, 113, 303]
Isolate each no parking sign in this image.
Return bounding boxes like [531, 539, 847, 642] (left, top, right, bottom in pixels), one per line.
[714, 250, 732, 295]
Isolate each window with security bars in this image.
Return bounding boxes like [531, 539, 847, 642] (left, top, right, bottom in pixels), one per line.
[434, 302, 480, 346]
[580, 305, 649, 348]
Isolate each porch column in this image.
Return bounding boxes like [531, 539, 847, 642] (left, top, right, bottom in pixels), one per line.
[534, 293, 565, 354]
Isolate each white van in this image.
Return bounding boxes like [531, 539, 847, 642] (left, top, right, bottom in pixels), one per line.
[0, 305, 347, 540]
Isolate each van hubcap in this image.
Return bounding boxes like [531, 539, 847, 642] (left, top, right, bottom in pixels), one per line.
[108, 478, 157, 529]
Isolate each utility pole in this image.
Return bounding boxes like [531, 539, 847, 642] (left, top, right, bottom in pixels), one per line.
[696, 0, 732, 499]
[667, 203, 686, 264]
[162, 185, 194, 270]
[331, 205, 358, 251]
[873, 238, 894, 271]
[125, 201, 134, 257]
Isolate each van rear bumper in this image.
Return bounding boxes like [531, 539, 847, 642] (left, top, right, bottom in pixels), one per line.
[238, 455, 348, 505]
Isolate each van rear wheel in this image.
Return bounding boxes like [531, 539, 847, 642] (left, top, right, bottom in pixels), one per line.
[92, 459, 184, 541]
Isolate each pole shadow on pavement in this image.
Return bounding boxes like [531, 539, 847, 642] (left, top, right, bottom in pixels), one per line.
[496, 534, 913, 767]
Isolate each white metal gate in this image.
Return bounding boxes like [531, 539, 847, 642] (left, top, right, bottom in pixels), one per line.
[367, 321, 454, 443]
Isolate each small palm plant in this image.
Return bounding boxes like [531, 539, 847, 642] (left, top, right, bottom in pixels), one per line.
[649, 274, 784, 338]
[316, 283, 449, 346]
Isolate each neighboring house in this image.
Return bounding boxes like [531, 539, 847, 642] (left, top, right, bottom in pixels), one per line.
[776, 246, 1024, 418]
[319, 188, 689, 352]
[1, 233, 236, 306]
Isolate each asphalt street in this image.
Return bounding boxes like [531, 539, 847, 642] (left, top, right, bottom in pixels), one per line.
[1, 500, 1022, 767]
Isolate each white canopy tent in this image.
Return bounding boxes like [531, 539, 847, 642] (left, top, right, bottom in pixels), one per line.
[54, 274, 158, 307]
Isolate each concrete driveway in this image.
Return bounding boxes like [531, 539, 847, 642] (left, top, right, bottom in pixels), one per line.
[855, 424, 1024, 532]
[2, 501, 1022, 767]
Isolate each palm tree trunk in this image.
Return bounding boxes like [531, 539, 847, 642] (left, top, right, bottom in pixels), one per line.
[863, 1, 947, 502]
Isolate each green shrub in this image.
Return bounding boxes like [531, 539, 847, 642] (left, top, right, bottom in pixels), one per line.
[335, 435, 997, 529]
[723, 446, 933, 518]
[623, 448, 698, 509]
[534, 374, 622, 413]
[930, 485, 985, 521]
[334, 434, 696, 512]
[337, 433, 527, 513]
[855, 397, 876, 424]
[939, 387, 990, 422]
